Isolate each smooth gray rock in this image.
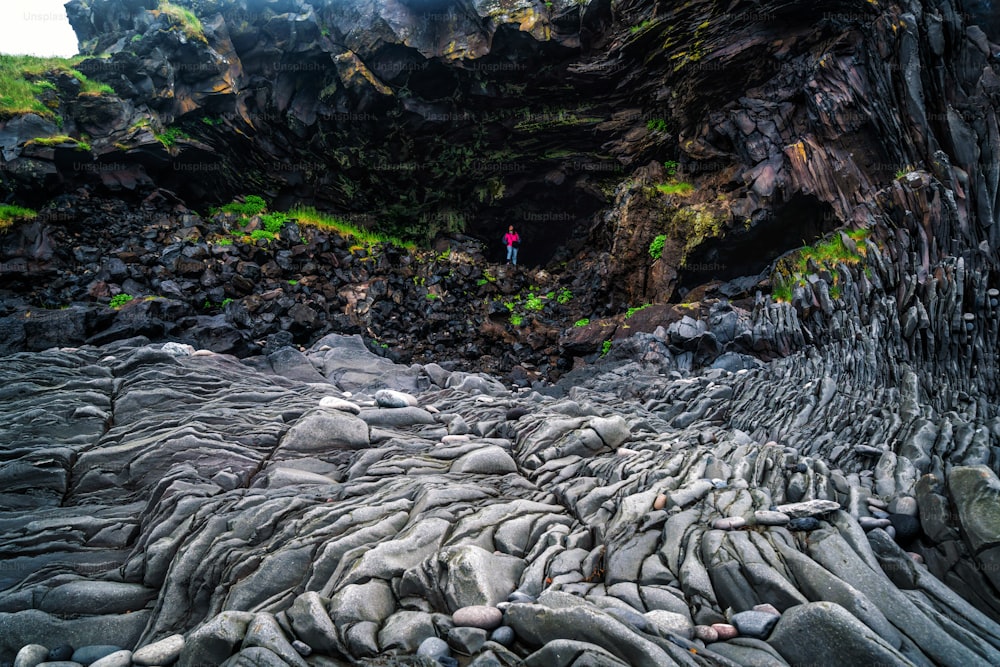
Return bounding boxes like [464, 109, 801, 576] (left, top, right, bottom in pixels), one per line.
[14, 645, 49, 667]
[767, 602, 911, 667]
[0, 610, 150, 661]
[452, 605, 504, 631]
[132, 634, 184, 666]
[416, 636, 450, 660]
[439, 545, 526, 609]
[448, 626, 487, 654]
[377, 610, 437, 652]
[374, 388, 419, 408]
[219, 646, 288, 667]
[344, 621, 380, 658]
[287, 592, 341, 655]
[178, 611, 254, 667]
[731, 610, 780, 639]
[451, 445, 518, 474]
[87, 651, 132, 667]
[523, 639, 630, 667]
[69, 646, 123, 666]
[775, 499, 841, 518]
[357, 406, 435, 427]
[39, 581, 156, 616]
[280, 408, 370, 452]
[329, 580, 395, 625]
[242, 613, 308, 667]
[505, 597, 676, 667]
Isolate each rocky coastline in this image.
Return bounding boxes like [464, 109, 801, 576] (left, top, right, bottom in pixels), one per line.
[2, 0, 1000, 664]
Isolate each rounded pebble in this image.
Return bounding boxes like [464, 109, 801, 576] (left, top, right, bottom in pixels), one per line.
[291, 640, 311, 656]
[653, 493, 668, 510]
[48, 647, 74, 662]
[712, 623, 738, 640]
[71, 646, 122, 666]
[908, 552, 924, 564]
[416, 636, 449, 660]
[489, 626, 515, 647]
[890, 496, 919, 516]
[132, 634, 184, 666]
[14, 644, 49, 667]
[787, 517, 821, 531]
[694, 625, 719, 643]
[87, 651, 133, 667]
[452, 605, 503, 630]
[507, 591, 535, 604]
[753, 510, 790, 526]
[859, 516, 892, 530]
[712, 517, 746, 530]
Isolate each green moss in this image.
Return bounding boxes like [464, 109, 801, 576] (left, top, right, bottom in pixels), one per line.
[154, 126, 188, 148]
[625, 303, 650, 319]
[27, 135, 91, 151]
[0, 54, 115, 119]
[649, 234, 667, 259]
[601, 340, 612, 356]
[770, 228, 869, 301]
[0, 204, 37, 231]
[157, 1, 207, 43]
[574, 318, 590, 327]
[109, 293, 134, 309]
[654, 182, 694, 196]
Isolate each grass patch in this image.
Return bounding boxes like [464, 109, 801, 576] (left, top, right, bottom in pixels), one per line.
[771, 228, 869, 302]
[0, 54, 115, 119]
[154, 126, 189, 148]
[109, 293, 134, 309]
[654, 182, 694, 196]
[156, 1, 207, 43]
[649, 234, 666, 259]
[625, 303, 650, 319]
[0, 204, 37, 231]
[601, 340, 612, 356]
[290, 206, 414, 250]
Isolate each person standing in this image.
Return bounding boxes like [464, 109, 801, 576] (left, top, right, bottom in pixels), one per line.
[504, 225, 520, 265]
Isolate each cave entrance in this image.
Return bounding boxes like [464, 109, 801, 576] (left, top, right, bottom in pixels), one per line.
[677, 194, 839, 293]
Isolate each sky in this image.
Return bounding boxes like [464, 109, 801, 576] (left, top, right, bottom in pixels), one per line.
[0, 0, 79, 57]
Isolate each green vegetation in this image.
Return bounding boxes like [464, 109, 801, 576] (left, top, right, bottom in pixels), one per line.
[663, 160, 678, 176]
[510, 313, 524, 326]
[290, 206, 414, 250]
[524, 294, 544, 312]
[601, 340, 612, 356]
[771, 228, 870, 302]
[647, 118, 669, 132]
[557, 287, 573, 304]
[212, 236, 233, 246]
[631, 19, 654, 34]
[221, 297, 233, 307]
[27, 135, 91, 151]
[287, 280, 298, 286]
[109, 293, 134, 309]
[261, 211, 289, 234]
[201, 116, 224, 126]
[426, 293, 438, 300]
[249, 229, 275, 242]
[649, 234, 667, 259]
[895, 165, 915, 179]
[625, 303, 650, 319]
[655, 181, 694, 196]
[221, 195, 267, 219]
[154, 126, 189, 148]
[156, 1, 207, 43]
[0, 204, 37, 231]
[574, 318, 590, 327]
[0, 54, 115, 119]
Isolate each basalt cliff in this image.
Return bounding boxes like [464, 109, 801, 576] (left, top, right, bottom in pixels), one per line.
[2, 0, 1000, 665]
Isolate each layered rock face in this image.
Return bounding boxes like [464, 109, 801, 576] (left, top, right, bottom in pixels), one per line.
[2, 334, 1000, 666]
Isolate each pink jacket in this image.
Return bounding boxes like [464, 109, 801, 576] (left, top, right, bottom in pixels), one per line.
[504, 231, 520, 246]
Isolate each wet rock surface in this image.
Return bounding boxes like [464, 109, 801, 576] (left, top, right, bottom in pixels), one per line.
[0, 328, 999, 665]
